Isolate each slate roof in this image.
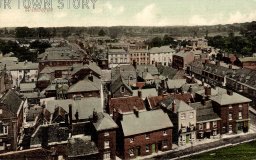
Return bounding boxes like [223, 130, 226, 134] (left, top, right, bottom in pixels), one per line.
[121, 110, 173, 137]
[67, 78, 100, 93]
[157, 66, 178, 79]
[111, 75, 133, 94]
[166, 79, 187, 89]
[45, 97, 103, 120]
[136, 65, 159, 76]
[196, 87, 227, 97]
[67, 135, 99, 158]
[20, 82, 36, 92]
[132, 88, 158, 99]
[149, 46, 174, 54]
[240, 56, 256, 62]
[0, 148, 52, 160]
[190, 101, 221, 123]
[210, 92, 251, 105]
[101, 70, 112, 82]
[0, 90, 23, 114]
[109, 96, 146, 114]
[71, 62, 102, 77]
[31, 124, 69, 146]
[38, 74, 51, 81]
[92, 112, 118, 131]
[173, 50, 194, 58]
[176, 100, 194, 112]
[0, 61, 38, 70]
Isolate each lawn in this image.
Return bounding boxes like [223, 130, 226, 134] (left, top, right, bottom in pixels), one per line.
[185, 141, 256, 160]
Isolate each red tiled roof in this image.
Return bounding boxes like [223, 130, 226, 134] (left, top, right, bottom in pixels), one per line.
[147, 95, 170, 110]
[169, 93, 193, 103]
[108, 96, 145, 114]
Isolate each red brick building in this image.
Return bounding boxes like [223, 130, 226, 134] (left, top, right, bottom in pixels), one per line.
[0, 90, 25, 153]
[117, 110, 173, 159]
[210, 90, 251, 134]
[91, 111, 118, 160]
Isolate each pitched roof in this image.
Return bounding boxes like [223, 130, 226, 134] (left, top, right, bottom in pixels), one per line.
[132, 88, 158, 99]
[111, 75, 133, 94]
[166, 79, 187, 89]
[109, 96, 145, 114]
[210, 92, 251, 105]
[190, 101, 221, 123]
[0, 90, 23, 114]
[46, 97, 103, 120]
[67, 79, 100, 93]
[147, 95, 171, 110]
[92, 112, 118, 131]
[176, 100, 194, 112]
[169, 93, 193, 103]
[149, 46, 174, 54]
[67, 135, 99, 158]
[121, 110, 173, 136]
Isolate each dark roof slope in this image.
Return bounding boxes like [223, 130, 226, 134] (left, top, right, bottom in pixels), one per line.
[0, 90, 23, 114]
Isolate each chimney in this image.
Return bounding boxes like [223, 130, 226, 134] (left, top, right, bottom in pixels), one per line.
[65, 113, 69, 126]
[133, 106, 139, 118]
[41, 126, 49, 149]
[227, 90, 233, 96]
[204, 86, 211, 96]
[138, 90, 142, 99]
[92, 109, 98, 123]
[118, 109, 123, 121]
[201, 96, 206, 106]
[133, 60, 137, 69]
[172, 100, 176, 113]
[75, 110, 79, 122]
[45, 54, 48, 60]
[88, 72, 93, 82]
[69, 104, 72, 126]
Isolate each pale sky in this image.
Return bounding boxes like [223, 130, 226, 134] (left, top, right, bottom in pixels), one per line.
[0, 0, 256, 27]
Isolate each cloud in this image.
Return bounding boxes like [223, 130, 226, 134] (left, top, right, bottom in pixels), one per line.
[188, 11, 256, 26]
[134, 3, 169, 26]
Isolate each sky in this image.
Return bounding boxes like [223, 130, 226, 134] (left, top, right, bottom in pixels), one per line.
[0, 0, 256, 27]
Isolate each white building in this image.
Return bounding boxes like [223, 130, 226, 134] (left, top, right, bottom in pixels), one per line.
[0, 61, 38, 87]
[108, 49, 130, 68]
[149, 46, 175, 66]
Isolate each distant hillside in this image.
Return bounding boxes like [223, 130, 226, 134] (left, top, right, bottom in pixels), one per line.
[0, 21, 254, 38]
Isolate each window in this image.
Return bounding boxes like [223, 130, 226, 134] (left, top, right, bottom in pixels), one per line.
[163, 130, 167, 136]
[206, 122, 210, 129]
[213, 121, 217, 128]
[181, 113, 186, 119]
[104, 132, 109, 137]
[199, 123, 203, 130]
[0, 123, 8, 135]
[129, 138, 134, 143]
[145, 145, 150, 152]
[239, 112, 242, 119]
[229, 113, 232, 120]
[239, 104, 243, 108]
[104, 141, 110, 149]
[229, 105, 233, 109]
[120, 86, 125, 93]
[0, 109, 2, 114]
[189, 112, 194, 119]
[145, 134, 150, 139]
[129, 148, 134, 156]
[103, 152, 111, 160]
[162, 140, 168, 148]
[213, 130, 217, 136]
[229, 125, 233, 133]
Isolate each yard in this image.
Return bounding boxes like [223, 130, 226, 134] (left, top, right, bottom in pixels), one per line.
[185, 141, 256, 160]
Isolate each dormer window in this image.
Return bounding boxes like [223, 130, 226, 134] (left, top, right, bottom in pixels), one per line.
[120, 86, 125, 93]
[104, 132, 109, 137]
[145, 134, 150, 139]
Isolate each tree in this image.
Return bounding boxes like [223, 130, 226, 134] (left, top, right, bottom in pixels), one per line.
[98, 29, 106, 36]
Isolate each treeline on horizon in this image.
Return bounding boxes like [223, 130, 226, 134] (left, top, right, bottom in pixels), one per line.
[0, 21, 255, 61]
[0, 21, 255, 39]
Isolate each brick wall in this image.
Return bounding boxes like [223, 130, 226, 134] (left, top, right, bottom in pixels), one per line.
[123, 128, 172, 159]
